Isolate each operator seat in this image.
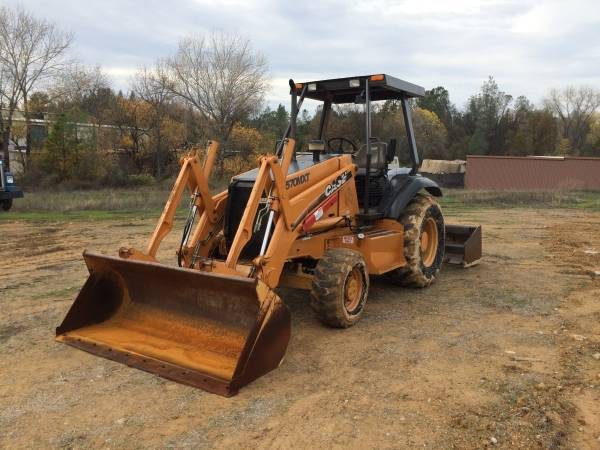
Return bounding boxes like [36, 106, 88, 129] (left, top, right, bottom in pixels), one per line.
[355, 140, 388, 175]
[354, 140, 390, 213]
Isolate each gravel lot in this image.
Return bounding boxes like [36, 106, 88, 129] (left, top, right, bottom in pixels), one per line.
[1, 207, 599, 449]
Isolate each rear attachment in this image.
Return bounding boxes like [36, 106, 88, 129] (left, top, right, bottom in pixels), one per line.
[56, 252, 290, 397]
[444, 224, 482, 267]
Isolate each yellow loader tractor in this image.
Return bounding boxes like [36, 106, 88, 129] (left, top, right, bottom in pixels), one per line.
[56, 74, 482, 396]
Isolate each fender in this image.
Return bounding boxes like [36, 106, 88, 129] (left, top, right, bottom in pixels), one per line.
[383, 172, 442, 220]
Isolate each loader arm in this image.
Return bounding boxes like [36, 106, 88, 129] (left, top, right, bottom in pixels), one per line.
[224, 138, 297, 270]
[258, 160, 357, 287]
[120, 141, 225, 264]
[215, 136, 358, 286]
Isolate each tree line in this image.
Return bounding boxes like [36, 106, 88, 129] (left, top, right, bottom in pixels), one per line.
[1, 5, 599, 189]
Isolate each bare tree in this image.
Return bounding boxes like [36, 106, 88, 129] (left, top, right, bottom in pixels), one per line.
[544, 86, 600, 153]
[0, 9, 22, 167]
[0, 50, 21, 167]
[51, 62, 114, 150]
[113, 93, 151, 162]
[131, 62, 173, 176]
[51, 63, 109, 107]
[165, 31, 268, 143]
[132, 63, 173, 111]
[0, 5, 71, 167]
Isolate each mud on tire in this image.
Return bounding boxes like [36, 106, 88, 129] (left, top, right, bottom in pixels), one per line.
[310, 248, 369, 328]
[387, 194, 445, 288]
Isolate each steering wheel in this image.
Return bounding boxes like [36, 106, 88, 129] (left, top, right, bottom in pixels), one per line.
[327, 137, 358, 155]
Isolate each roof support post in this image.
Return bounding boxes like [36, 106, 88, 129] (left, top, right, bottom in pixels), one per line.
[401, 97, 420, 175]
[290, 88, 297, 140]
[277, 81, 306, 159]
[363, 78, 372, 215]
[290, 87, 298, 163]
[317, 99, 331, 140]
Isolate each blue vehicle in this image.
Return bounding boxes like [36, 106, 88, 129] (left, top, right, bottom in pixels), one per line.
[0, 159, 23, 211]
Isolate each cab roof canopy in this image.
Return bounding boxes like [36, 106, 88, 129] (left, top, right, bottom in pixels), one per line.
[298, 74, 425, 104]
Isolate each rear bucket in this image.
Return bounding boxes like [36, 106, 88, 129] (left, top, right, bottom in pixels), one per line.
[444, 224, 482, 267]
[56, 252, 291, 397]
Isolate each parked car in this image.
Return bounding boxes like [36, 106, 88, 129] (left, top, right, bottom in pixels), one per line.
[0, 159, 24, 211]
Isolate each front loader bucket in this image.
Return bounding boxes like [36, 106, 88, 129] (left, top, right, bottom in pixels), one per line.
[56, 252, 291, 397]
[444, 224, 482, 267]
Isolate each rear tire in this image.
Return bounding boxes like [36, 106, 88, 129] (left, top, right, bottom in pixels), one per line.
[310, 248, 369, 328]
[1, 199, 12, 211]
[387, 194, 444, 288]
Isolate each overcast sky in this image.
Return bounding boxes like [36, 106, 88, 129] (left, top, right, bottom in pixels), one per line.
[4, 0, 600, 110]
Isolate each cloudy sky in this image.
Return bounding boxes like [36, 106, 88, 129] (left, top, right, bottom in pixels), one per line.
[4, 0, 600, 109]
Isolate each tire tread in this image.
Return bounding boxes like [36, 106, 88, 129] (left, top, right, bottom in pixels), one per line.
[310, 248, 368, 328]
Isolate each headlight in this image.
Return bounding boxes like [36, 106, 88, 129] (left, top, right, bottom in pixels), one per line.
[6, 175, 14, 184]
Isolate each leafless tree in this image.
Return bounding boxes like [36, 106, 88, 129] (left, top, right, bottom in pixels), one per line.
[165, 31, 268, 142]
[0, 5, 71, 167]
[544, 86, 600, 153]
[0, 58, 20, 167]
[51, 63, 109, 106]
[0, 10, 22, 167]
[132, 63, 173, 110]
[131, 62, 174, 176]
[51, 62, 113, 150]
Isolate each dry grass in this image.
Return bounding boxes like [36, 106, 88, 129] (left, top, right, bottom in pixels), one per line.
[10, 188, 172, 213]
[4, 187, 600, 222]
[442, 189, 600, 211]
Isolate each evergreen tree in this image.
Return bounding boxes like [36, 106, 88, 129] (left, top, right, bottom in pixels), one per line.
[42, 113, 79, 181]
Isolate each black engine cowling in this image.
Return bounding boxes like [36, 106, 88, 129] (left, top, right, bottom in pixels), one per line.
[355, 173, 388, 210]
[223, 179, 269, 260]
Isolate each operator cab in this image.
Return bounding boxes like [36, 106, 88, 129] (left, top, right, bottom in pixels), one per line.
[294, 74, 425, 221]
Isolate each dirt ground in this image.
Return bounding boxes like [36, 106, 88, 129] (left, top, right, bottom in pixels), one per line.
[1, 206, 599, 449]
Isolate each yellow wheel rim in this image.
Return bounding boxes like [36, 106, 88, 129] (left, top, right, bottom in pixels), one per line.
[420, 217, 438, 267]
[344, 267, 363, 313]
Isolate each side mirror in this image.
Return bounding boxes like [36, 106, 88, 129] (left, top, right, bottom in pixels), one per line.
[387, 138, 397, 163]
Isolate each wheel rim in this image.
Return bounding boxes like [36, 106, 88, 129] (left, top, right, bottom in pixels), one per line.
[420, 217, 438, 267]
[344, 266, 363, 313]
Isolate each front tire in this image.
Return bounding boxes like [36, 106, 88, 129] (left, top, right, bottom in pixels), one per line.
[1, 199, 12, 211]
[387, 194, 444, 288]
[310, 248, 369, 328]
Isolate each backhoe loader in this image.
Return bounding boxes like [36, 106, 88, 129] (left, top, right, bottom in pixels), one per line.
[56, 74, 482, 397]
